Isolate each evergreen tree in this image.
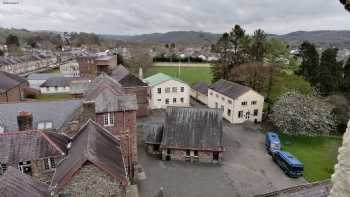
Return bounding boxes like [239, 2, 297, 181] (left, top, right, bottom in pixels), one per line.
[251, 29, 267, 63]
[319, 48, 343, 95]
[6, 34, 20, 47]
[298, 41, 319, 84]
[343, 57, 350, 92]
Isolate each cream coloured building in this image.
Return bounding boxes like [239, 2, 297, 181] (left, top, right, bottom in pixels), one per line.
[208, 79, 264, 124]
[143, 73, 190, 109]
[191, 81, 208, 105]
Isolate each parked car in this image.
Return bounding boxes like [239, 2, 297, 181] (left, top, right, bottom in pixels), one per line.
[265, 132, 281, 154]
[272, 151, 304, 178]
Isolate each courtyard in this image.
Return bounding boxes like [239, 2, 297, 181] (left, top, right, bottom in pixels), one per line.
[137, 110, 306, 197]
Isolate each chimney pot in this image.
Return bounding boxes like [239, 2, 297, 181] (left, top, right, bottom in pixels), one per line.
[17, 111, 33, 131]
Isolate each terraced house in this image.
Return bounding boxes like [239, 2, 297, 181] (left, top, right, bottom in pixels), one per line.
[0, 71, 29, 103]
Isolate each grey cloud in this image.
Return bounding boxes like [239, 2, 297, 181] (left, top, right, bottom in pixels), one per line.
[0, 0, 348, 35]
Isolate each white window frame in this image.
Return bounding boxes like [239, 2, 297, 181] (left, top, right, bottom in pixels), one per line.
[18, 161, 32, 174]
[43, 158, 56, 170]
[103, 112, 115, 127]
[251, 101, 257, 105]
[165, 87, 170, 93]
[38, 121, 53, 130]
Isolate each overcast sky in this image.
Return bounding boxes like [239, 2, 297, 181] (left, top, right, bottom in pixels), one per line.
[0, 0, 349, 35]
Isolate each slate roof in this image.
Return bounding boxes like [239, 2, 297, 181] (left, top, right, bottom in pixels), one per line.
[51, 120, 128, 193]
[40, 77, 74, 87]
[144, 73, 186, 87]
[27, 73, 64, 81]
[209, 79, 257, 99]
[0, 100, 82, 132]
[0, 167, 50, 197]
[0, 130, 69, 164]
[255, 180, 331, 197]
[161, 107, 224, 151]
[111, 65, 148, 87]
[0, 71, 28, 93]
[192, 81, 209, 95]
[145, 123, 164, 144]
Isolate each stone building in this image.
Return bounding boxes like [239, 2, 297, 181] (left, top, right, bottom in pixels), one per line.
[50, 120, 129, 197]
[191, 81, 209, 105]
[0, 71, 29, 103]
[77, 54, 118, 78]
[0, 111, 69, 184]
[208, 79, 264, 124]
[0, 166, 50, 197]
[146, 107, 224, 163]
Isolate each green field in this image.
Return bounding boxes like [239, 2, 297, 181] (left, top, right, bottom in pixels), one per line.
[36, 93, 73, 101]
[145, 66, 213, 85]
[279, 133, 342, 182]
[154, 62, 211, 67]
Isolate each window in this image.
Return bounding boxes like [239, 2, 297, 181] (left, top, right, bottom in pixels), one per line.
[173, 98, 177, 103]
[37, 122, 53, 130]
[18, 161, 32, 175]
[157, 88, 162, 94]
[43, 158, 56, 170]
[221, 105, 224, 110]
[0, 164, 6, 175]
[221, 97, 225, 101]
[254, 109, 259, 116]
[165, 98, 169, 104]
[213, 152, 219, 161]
[165, 87, 170, 93]
[180, 97, 184, 103]
[172, 87, 177, 93]
[251, 101, 257, 105]
[215, 102, 218, 108]
[180, 87, 185, 92]
[238, 111, 243, 118]
[209, 92, 213, 96]
[227, 109, 231, 116]
[228, 100, 232, 104]
[103, 113, 115, 126]
[0, 126, 4, 134]
[157, 99, 162, 102]
[194, 150, 199, 157]
[55, 86, 58, 91]
[241, 101, 247, 106]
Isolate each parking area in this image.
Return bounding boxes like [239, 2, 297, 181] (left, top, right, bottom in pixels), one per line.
[137, 108, 306, 197]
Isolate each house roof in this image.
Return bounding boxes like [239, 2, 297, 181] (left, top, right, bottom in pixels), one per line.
[0, 71, 28, 93]
[111, 65, 130, 81]
[0, 100, 82, 132]
[145, 123, 164, 145]
[255, 180, 331, 197]
[40, 77, 74, 87]
[51, 120, 128, 192]
[27, 73, 64, 81]
[143, 73, 185, 87]
[0, 167, 50, 197]
[209, 79, 256, 99]
[161, 107, 224, 151]
[192, 81, 209, 95]
[0, 130, 69, 164]
[111, 65, 148, 87]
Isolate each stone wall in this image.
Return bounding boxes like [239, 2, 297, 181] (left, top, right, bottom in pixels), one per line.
[57, 163, 126, 197]
[124, 87, 149, 117]
[161, 148, 222, 164]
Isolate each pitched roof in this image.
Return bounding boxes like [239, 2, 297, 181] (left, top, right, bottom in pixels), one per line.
[145, 123, 164, 144]
[111, 65, 148, 87]
[209, 79, 256, 99]
[255, 180, 331, 197]
[0, 71, 28, 93]
[40, 77, 74, 87]
[0, 167, 50, 197]
[51, 120, 128, 192]
[83, 73, 125, 98]
[192, 81, 209, 95]
[143, 73, 186, 87]
[0, 130, 69, 164]
[27, 73, 64, 81]
[111, 65, 130, 81]
[161, 107, 224, 151]
[0, 100, 82, 132]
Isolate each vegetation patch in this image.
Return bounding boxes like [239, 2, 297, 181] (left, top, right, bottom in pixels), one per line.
[279, 133, 342, 182]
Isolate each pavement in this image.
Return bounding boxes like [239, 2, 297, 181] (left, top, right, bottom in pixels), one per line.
[137, 104, 306, 197]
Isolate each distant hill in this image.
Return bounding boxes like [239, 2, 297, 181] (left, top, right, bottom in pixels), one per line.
[105, 30, 350, 49]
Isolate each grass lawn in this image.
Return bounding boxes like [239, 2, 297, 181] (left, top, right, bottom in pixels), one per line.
[154, 62, 211, 67]
[145, 66, 213, 85]
[36, 93, 73, 101]
[279, 133, 342, 182]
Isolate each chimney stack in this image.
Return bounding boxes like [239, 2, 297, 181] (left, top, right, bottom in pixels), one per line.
[17, 111, 33, 131]
[80, 101, 96, 123]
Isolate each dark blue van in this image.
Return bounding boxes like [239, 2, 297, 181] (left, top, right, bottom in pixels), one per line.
[265, 132, 281, 154]
[272, 151, 304, 178]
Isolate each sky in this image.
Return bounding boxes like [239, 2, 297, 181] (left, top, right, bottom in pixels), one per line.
[0, 0, 349, 35]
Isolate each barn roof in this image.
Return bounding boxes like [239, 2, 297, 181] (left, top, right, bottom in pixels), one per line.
[0, 167, 50, 197]
[209, 79, 255, 99]
[161, 107, 224, 151]
[0, 130, 69, 164]
[0, 71, 28, 93]
[145, 123, 164, 145]
[192, 81, 209, 95]
[51, 120, 128, 192]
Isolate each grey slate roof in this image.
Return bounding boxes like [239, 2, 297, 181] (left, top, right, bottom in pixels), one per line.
[0, 71, 28, 93]
[192, 81, 209, 95]
[27, 73, 64, 81]
[111, 65, 148, 87]
[209, 79, 254, 99]
[0, 130, 68, 164]
[0, 167, 50, 197]
[40, 77, 73, 87]
[0, 100, 82, 132]
[161, 107, 224, 151]
[51, 120, 128, 192]
[145, 123, 164, 144]
[255, 180, 331, 197]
